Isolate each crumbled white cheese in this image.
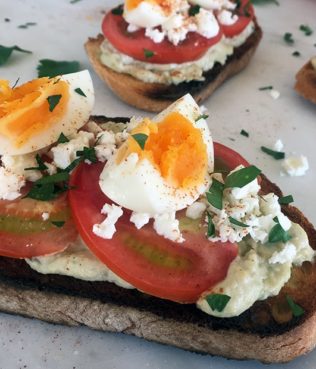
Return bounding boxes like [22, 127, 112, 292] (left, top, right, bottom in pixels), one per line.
[44, 162, 57, 176]
[163, 14, 197, 45]
[217, 9, 238, 25]
[270, 89, 280, 100]
[195, 9, 220, 39]
[1, 154, 42, 182]
[85, 121, 103, 135]
[282, 155, 309, 177]
[127, 23, 140, 33]
[0, 167, 25, 200]
[42, 212, 50, 221]
[130, 212, 150, 229]
[51, 131, 94, 169]
[153, 212, 184, 243]
[145, 27, 165, 43]
[186, 201, 207, 220]
[94, 131, 117, 163]
[269, 243, 297, 264]
[93, 204, 123, 239]
[191, 0, 236, 10]
[273, 139, 284, 152]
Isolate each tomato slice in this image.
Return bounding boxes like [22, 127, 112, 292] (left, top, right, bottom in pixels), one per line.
[217, 1, 254, 38]
[0, 195, 78, 259]
[102, 12, 223, 64]
[214, 142, 250, 171]
[69, 143, 250, 303]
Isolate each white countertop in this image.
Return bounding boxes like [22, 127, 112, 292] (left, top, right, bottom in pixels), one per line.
[0, 0, 316, 368]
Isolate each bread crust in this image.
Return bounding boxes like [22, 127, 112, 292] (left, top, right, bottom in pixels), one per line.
[84, 24, 262, 112]
[295, 59, 316, 104]
[0, 117, 315, 363]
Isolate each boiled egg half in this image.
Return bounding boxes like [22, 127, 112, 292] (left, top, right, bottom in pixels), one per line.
[0, 70, 94, 156]
[99, 94, 214, 215]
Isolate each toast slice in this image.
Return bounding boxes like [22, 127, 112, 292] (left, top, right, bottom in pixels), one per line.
[295, 58, 316, 104]
[85, 23, 262, 112]
[0, 116, 315, 363]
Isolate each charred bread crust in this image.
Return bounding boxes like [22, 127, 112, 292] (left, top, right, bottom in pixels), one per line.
[0, 116, 315, 363]
[295, 59, 316, 104]
[85, 23, 262, 112]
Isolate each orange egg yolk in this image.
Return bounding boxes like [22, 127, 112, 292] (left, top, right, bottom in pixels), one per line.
[125, 0, 172, 13]
[118, 112, 208, 189]
[0, 77, 69, 148]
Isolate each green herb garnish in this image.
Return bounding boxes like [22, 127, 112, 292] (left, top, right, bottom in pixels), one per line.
[196, 114, 209, 121]
[70, 0, 82, 3]
[207, 213, 215, 238]
[259, 85, 273, 91]
[76, 147, 97, 164]
[206, 179, 224, 210]
[74, 87, 86, 97]
[47, 95, 62, 112]
[229, 217, 249, 228]
[206, 294, 231, 312]
[292, 51, 301, 57]
[143, 49, 154, 58]
[261, 146, 285, 160]
[189, 5, 200, 16]
[251, 0, 279, 5]
[57, 132, 69, 144]
[25, 154, 48, 172]
[279, 195, 294, 205]
[51, 221, 66, 228]
[240, 129, 249, 137]
[284, 32, 294, 44]
[286, 295, 304, 317]
[225, 166, 261, 189]
[299, 24, 313, 36]
[111, 5, 124, 15]
[268, 217, 291, 243]
[18, 22, 37, 29]
[37, 59, 80, 78]
[132, 133, 148, 150]
[0, 45, 32, 66]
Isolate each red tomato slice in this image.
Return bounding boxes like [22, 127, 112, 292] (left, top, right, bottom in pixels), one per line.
[0, 195, 78, 259]
[214, 142, 250, 170]
[102, 12, 223, 64]
[69, 143, 250, 303]
[218, 1, 254, 38]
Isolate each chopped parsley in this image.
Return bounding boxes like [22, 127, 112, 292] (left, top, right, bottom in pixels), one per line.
[132, 133, 148, 150]
[74, 87, 86, 97]
[70, 0, 82, 3]
[47, 95, 62, 112]
[283, 32, 294, 44]
[25, 154, 48, 172]
[299, 24, 313, 36]
[37, 59, 80, 78]
[143, 49, 154, 58]
[206, 179, 224, 210]
[225, 166, 261, 189]
[206, 294, 231, 312]
[292, 51, 301, 57]
[261, 146, 285, 160]
[251, 0, 279, 4]
[229, 217, 249, 228]
[286, 295, 304, 317]
[57, 132, 69, 144]
[51, 221, 66, 228]
[76, 146, 97, 164]
[240, 129, 249, 137]
[259, 85, 273, 91]
[18, 22, 37, 29]
[189, 5, 201, 16]
[4, 18, 10, 22]
[196, 114, 209, 121]
[268, 217, 291, 243]
[12, 78, 20, 89]
[207, 213, 215, 238]
[279, 195, 294, 205]
[0, 45, 32, 66]
[111, 5, 124, 15]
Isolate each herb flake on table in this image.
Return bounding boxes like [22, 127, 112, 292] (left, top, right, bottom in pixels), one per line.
[259, 85, 273, 91]
[292, 51, 301, 57]
[251, 0, 279, 5]
[283, 32, 294, 44]
[18, 22, 37, 29]
[299, 24, 313, 36]
[0, 45, 32, 66]
[240, 129, 249, 137]
[261, 146, 285, 160]
[37, 59, 80, 78]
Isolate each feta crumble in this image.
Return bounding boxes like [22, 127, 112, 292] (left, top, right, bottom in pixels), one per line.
[93, 204, 123, 239]
[130, 212, 150, 229]
[153, 213, 184, 243]
[270, 89, 280, 100]
[42, 212, 50, 221]
[0, 167, 25, 200]
[217, 9, 238, 25]
[273, 139, 284, 152]
[186, 201, 207, 220]
[282, 155, 309, 177]
[1, 154, 42, 182]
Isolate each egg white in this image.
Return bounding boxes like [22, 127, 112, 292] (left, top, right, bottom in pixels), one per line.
[99, 94, 214, 216]
[0, 70, 94, 156]
[188, 0, 235, 10]
[124, 1, 169, 28]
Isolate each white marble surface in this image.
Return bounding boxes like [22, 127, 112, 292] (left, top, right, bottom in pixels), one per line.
[0, 0, 316, 368]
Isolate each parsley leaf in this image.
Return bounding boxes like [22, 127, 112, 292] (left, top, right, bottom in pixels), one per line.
[143, 49, 154, 58]
[18, 22, 37, 29]
[261, 146, 285, 160]
[279, 195, 294, 205]
[189, 5, 201, 16]
[74, 87, 86, 97]
[76, 147, 97, 164]
[284, 32, 294, 44]
[47, 95, 62, 112]
[240, 129, 249, 137]
[268, 217, 291, 243]
[0, 45, 32, 66]
[36, 171, 70, 185]
[206, 294, 231, 312]
[251, 0, 279, 5]
[207, 213, 215, 238]
[286, 295, 304, 317]
[225, 166, 261, 189]
[259, 85, 273, 91]
[57, 132, 69, 144]
[229, 217, 249, 227]
[24, 154, 48, 172]
[37, 59, 80, 78]
[196, 114, 209, 121]
[132, 133, 148, 150]
[299, 24, 313, 36]
[206, 179, 224, 210]
[292, 51, 301, 57]
[51, 221, 65, 228]
[111, 5, 124, 15]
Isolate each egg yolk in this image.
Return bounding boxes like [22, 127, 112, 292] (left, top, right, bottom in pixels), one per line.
[0, 77, 69, 148]
[125, 0, 172, 13]
[118, 112, 208, 189]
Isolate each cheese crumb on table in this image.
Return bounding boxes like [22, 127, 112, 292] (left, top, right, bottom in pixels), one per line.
[273, 139, 284, 152]
[270, 89, 280, 100]
[282, 155, 309, 176]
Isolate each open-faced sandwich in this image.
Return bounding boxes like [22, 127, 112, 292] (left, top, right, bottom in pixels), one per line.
[85, 0, 262, 112]
[295, 57, 316, 104]
[0, 72, 316, 363]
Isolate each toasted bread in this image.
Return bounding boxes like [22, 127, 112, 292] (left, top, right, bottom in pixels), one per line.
[295, 58, 316, 104]
[0, 116, 315, 364]
[85, 23, 262, 112]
